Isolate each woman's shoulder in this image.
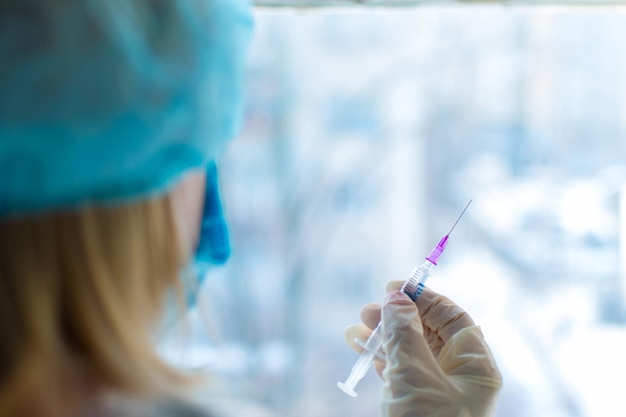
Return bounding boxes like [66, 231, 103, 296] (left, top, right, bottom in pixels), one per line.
[141, 400, 214, 417]
[84, 398, 214, 417]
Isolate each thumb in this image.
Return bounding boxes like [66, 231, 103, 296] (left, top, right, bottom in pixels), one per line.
[381, 291, 452, 398]
[381, 290, 424, 344]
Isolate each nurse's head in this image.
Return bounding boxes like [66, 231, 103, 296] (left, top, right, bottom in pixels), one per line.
[0, 1, 251, 416]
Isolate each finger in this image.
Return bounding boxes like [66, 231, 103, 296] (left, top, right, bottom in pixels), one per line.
[385, 280, 404, 293]
[385, 281, 474, 341]
[344, 324, 372, 354]
[437, 326, 502, 385]
[360, 302, 381, 330]
[381, 291, 425, 343]
[422, 325, 446, 358]
[374, 360, 386, 378]
[416, 287, 475, 343]
[381, 291, 450, 395]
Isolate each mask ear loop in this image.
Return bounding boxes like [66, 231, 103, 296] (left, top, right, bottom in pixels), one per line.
[158, 170, 197, 330]
[156, 197, 195, 333]
[188, 162, 231, 368]
[154, 193, 198, 361]
[158, 162, 230, 370]
[158, 162, 233, 371]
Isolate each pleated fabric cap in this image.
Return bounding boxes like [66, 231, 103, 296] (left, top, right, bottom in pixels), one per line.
[0, 0, 253, 217]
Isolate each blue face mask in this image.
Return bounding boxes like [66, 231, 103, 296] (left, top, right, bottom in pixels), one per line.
[163, 161, 230, 325]
[193, 161, 230, 283]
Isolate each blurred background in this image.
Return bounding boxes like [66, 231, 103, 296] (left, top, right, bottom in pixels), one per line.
[162, 3, 626, 417]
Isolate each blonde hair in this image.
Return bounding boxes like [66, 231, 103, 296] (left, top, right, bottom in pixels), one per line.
[0, 194, 193, 417]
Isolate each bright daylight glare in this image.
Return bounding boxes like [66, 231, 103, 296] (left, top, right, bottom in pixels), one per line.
[161, 5, 626, 417]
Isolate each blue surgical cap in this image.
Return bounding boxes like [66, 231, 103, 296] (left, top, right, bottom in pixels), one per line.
[0, 0, 252, 216]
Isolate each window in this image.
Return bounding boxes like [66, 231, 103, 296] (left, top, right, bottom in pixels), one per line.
[167, 5, 626, 417]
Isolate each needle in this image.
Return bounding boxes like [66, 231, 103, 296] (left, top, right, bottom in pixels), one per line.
[446, 199, 472, 237]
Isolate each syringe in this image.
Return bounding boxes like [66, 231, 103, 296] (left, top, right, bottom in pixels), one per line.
[337, 200, 472, 397]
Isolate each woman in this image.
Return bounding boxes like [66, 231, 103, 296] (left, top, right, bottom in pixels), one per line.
[0, 1, 501, 416]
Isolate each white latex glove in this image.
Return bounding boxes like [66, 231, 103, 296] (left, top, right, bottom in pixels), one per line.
[345, 282, 502, 417]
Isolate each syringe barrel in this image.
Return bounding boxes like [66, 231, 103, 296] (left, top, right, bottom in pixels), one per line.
[400, 261, 433, 301]
[338, 261, 435, 397]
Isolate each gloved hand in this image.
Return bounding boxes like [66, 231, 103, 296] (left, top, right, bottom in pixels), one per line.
[344, 281, 502, 417]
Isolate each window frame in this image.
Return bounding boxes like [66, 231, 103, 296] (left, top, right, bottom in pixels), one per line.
[253, 0, 626, 7]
